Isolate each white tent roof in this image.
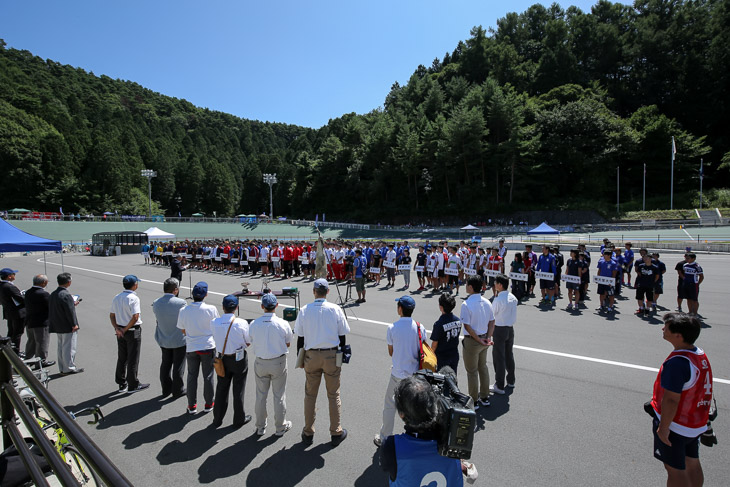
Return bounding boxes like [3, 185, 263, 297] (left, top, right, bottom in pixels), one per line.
[144, 227, 176, 239]
[461, 224, 478, 230]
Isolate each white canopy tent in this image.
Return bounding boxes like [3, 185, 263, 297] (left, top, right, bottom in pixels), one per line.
[144, 227, 176, 240]
[461, 224, 478, 230]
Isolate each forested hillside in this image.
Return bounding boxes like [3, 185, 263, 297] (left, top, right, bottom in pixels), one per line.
[1, 0, 729, 221]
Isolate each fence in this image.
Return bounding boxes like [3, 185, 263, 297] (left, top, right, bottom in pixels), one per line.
[0, 338, 133, 486]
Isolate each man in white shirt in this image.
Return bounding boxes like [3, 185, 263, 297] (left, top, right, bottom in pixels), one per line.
[490, 274, 517, 395]
[385, 244, 397, 288]
[177, 282, 219, 414]
[294, 279, 350, 447]
[109, 275, 149, 394]
[374, 296, 426, 448]
[249, 293, 293, 436]
[460, 276, 495, 407]
[210, 295, 251, 428]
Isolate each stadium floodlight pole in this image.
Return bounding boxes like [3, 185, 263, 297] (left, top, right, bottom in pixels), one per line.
[616, 166, 620, 214]
[699, 158, 704, 210]
[141, 169, 157, 220]
[263, 173, 277, 219]
[670, 136, 676, 210]
[643, 164, 646, 211]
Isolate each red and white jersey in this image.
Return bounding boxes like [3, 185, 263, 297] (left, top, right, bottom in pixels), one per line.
[271, 248, 282, 258]
[488, 255, 503, 271]
[651, 347, 713, 437]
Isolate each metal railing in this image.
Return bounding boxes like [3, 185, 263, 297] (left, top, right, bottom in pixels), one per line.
[0, 338, 133, 486]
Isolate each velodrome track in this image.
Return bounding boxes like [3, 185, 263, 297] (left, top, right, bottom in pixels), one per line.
[4, 251, 728, 486]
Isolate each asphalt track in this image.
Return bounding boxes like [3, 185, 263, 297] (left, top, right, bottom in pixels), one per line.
[4, 252, 728, 486]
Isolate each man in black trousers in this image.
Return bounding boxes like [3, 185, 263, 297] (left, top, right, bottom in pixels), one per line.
[152, 278, 187, 397]
[0, 267, 25, 355]
[170, 254, 188, 281]
[24, 274, 55, 367]
[109, 275, 149, 393]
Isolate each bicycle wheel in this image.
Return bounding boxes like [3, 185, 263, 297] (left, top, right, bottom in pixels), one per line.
[62, 445, 104, 486]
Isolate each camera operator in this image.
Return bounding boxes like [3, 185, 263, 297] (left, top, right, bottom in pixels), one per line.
[378, 374, 473, 486]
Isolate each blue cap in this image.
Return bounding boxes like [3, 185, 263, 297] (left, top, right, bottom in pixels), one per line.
[222, 294, 238, 309]
[313, 278, 329, 290]
[122, 275, 138, 287]
[192, 282, 208, 298]
[395, 295, 416, 310]
[0, 268, 19, 276]
[262, 293, 278, 308]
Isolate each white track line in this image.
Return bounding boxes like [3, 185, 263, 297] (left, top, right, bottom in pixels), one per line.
[39, 258, 730, 385]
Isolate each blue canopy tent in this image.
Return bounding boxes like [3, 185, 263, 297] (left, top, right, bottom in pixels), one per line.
[0, 219, 63, 272]
[526, 222, 560, 235]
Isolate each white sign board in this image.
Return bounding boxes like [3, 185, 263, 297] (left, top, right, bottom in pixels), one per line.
[535, 271, 555, 281]
[593, 275, 616, 286]
[509, 272, 529, 282]
[561, 274, 582, 284]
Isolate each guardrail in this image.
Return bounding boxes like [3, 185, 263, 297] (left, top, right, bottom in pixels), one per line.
[0, 338, 133, 486]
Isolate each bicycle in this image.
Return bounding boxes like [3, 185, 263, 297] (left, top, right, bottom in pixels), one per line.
[21, 392, 105, 486]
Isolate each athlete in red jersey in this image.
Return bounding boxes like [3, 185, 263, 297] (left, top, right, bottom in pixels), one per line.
[651, 312, 712, 486]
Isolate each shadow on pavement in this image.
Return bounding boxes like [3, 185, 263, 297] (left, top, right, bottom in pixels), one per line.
[353, 450, 388, 486]
[475, 389, 511, 432]
[123, 410, 194, 449]
[245, 441, 330, 487]
[157, 423, 236, 465]
[197, 431, 277, 483]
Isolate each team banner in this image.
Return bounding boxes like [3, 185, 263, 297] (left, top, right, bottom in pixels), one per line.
[561, 274, 582, 284]
[398, 264, 411, 271]
[463, 268, 477, 276]
[370, 267, 381, 274]
[382, 261, 396, 269]
[593, 275, 615, 286]
[536, 271, 555, 281]
[484, 269, 500, 277]
[444, 268, 459, 276]
[509, 272, 529, 282]
[414, 265, 424, 272]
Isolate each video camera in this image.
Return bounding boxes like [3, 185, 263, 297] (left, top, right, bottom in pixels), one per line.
[415, 368, 476, 460]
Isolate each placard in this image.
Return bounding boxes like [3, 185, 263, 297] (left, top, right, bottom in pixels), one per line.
[398, 264, 411, 271]
[427, 264, 435, 272]
[271, 256, 280, 262]
[535, 271, 555, 281]
[231, 258, 239, 263]
[164, 252, 172, 256]
[593, 275, 615, 286]
[414, 265, 424, 272]
[509, 272, 529, 282]
[298, 255, 305, 261]
[444, 268, 459, 276]
[301, 258, 309, 265]
[485, 269, 500, 277]
[204, 255, 212, 260]
[369, 267, 381, 274]
[259, 257, 268, 262]
[382, 261, 396, 269]
[185, 254, 192, 259]
[221, 253, 228, 259]
[215, 256, 222, 262]
[463, 268, 477, 276]
[248, 256, 256, 261]
[561, 274, 581, 284]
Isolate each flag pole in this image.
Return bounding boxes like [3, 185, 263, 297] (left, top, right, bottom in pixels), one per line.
[616, 166, 620, 214]
[670, 136, 676, 210]
[699, 158, 704, 209]
[642, 163, 646, 211]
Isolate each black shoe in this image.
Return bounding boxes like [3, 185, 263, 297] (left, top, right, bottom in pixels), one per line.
[126, 383, 150, 394]
[331, 429, 347, 447]
[118, 383, 128, 392]
[41, 360, 56, 368]
[301, 432, 314, 445]
[172, 389, 186, 398]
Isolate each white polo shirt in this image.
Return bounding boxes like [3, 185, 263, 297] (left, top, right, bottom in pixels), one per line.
[249, 313, 293, 359]
[385, 250, 397, 263]
[294, 298, 350, 349]
[387, 317, 426, 379]
[110, 290, 142, 327]
[492, 290, 518, 327]
[177, 301, 220, 352]
[211, 313, 250, 355]
[460, 293, 494, 336]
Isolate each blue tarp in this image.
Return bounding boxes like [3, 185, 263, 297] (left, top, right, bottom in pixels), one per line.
[0, 219, 62, 252]
[526, 222, 560, 235]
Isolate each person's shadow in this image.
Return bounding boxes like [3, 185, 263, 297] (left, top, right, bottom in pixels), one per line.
[197, 431, 277, 483]
[353, 450, 388, 486]
[157, 423, 237, 465]
[245, 441, 330, 486]
[474, 389, 511, 432]
[123, 410, 200, 449]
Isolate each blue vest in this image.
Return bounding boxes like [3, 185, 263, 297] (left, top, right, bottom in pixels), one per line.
[391, 434, 462, 487]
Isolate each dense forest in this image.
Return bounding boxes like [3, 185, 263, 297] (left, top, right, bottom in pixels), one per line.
[1, 0, 729, 221]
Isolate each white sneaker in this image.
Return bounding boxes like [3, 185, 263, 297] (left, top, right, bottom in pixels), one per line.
[373, 435, 382, 447]
[275, 421, 292, 437]
[256, 426, 266, 436]
[490, 384, 505, 395]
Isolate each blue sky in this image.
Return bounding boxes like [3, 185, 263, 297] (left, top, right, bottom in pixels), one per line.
[1, 0, 620, 128]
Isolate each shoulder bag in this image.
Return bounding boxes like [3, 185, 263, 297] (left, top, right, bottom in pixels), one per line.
[417, 321, 437, 372]
[213, 317, 235, 377]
